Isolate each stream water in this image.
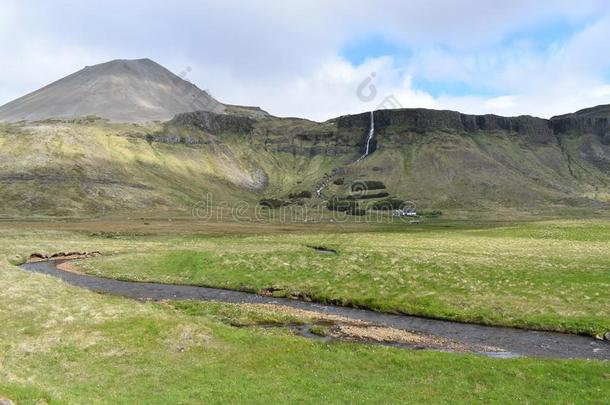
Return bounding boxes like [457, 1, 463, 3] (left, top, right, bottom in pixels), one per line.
[20, 260, 609, 360]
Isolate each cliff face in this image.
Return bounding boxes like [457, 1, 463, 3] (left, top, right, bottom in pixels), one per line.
[334, 105, 610, 149]
[168, 110, 254, 135]
[551, 105, 610, 144]
[163, 111, 363, 157]
[338, 109, 554, 140]
[163, 105, 610, 157]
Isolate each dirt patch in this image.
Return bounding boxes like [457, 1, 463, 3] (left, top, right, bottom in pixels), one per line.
[27, 251, 101, 263]
[56, 261, 86, 275]
[243, 303, 367, 325]
[328, 324, 501, 353]
[259, 287, 284, 297]
[242, 303, 500, 352]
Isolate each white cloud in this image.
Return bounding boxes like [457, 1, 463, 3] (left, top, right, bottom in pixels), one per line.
[1, 0, 609, 120]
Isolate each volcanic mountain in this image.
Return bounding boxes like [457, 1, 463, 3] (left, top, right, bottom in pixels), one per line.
[0, 58, 225, 122]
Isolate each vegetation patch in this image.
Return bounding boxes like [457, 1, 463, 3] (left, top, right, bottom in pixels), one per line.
[288, 190, 312, 199]
[352, 191, 390, 200]
[351, 180, 387, 191]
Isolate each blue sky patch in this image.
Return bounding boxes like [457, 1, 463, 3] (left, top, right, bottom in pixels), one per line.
[340, 35, 412, 65]
[411, 77, 501, 98]
[501, 16, 588, 51]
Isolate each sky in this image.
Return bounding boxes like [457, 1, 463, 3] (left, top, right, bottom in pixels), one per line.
[1, 0, 610, 121]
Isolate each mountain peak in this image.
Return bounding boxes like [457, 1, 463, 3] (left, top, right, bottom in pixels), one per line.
[0, 58, 225, 123]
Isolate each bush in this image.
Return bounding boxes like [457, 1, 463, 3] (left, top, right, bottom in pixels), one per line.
[288, 190, 312, 199]
[352, 192, 389, 200]
[351, 180, 386, 192]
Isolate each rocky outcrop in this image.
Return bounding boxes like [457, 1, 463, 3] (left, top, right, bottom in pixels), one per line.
[27, 251, 102, 263]
[165, 105, 610, 157]
[145, 133, 211, 145]
[168, 110, 254, 135]
[551, 105, 610, 139]
[462, 114, 553, 142]
[376, 109, 465, 132]
[335, 109, 553, 141]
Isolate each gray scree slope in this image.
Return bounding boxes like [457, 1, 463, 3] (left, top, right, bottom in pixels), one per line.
[0, 58, 225, 123]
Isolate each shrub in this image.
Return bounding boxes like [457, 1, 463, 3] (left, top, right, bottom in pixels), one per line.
[351, 180, 386, 192]
[352, 192, 390, 200]
[288, 190, 312, 199]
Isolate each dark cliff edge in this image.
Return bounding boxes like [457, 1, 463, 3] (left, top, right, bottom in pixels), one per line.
[168, 110, 254, 135]
[335, 104, 610, 140]
[551, 105, 610, 144]
[155, 105, 610, 154]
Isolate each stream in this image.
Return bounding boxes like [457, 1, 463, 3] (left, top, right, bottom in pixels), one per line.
[21, 260, 610, 360]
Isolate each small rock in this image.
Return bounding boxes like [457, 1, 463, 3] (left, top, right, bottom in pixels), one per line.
[605, 331, 610, 341]
[0, 399, 15, 405]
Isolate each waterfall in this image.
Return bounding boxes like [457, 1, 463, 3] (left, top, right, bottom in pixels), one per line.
[315, 111, 375, 198]
[356, 111, 375, 162]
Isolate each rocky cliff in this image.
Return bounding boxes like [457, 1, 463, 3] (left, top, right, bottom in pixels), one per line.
[162, 105, 610, 158]
[551, 105, 610, 144]
[168, 110, 254, 135]
[338, 109, 554, 138]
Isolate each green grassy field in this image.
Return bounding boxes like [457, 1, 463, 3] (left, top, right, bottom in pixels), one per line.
[1, 220, 609, 403]
[73, 219, 610, 337]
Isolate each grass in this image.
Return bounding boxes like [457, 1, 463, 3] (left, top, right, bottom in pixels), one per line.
[0, 220, 609, 403]
[73, 219, 610, 337]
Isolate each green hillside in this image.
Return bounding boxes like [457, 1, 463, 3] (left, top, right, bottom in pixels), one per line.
[1, 106, 609, 218]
